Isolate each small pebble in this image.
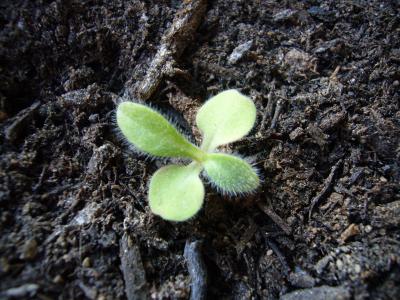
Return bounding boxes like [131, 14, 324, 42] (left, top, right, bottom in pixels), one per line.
[354, 264, 361, 273]
[364, 225, 372, 233]
[53, 275, 64, 284]
[336, 259, 344, 270]
[228, 40, 253, 64]
[20, 239, 38, 260]
[82, 257, 91, 268]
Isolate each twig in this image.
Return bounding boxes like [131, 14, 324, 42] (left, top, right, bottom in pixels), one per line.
[308, 160, 343, 220]
[257, 202, 292, 235]
[270, 98, 284, 129]
[119, 233, 148, 300]
[135, 0, 207, 100]
[236, 219, 258, 256]
[1, 284, 39, 298]
[264, 234, 290, 276]
[259, 88, 275, 132]
[184, 240, 207, 300]
[33, 165, 47, 192]
[5, 101, 40, 143]
[265, 87, 275, 118]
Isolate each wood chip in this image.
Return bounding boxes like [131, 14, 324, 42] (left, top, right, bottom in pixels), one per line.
[184, 240, 207, 300]
[119, 233, 148, 300]
[339, 223, 360, 243]
[258, 202, 292, 235]
[309, 160, 343, 219]
[134, 0, 207, 100]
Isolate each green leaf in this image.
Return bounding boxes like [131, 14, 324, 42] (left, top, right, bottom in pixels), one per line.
[149, 164, 204, 221]
[196, 90, 256, 151]
[117, 102, 205, 161]
[203, 153, 259, 194]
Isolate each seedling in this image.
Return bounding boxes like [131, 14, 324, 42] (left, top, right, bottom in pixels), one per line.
[117, 89, 259, 221]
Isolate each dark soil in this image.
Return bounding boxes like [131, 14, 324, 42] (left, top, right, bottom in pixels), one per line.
[1, 0, 399, 299]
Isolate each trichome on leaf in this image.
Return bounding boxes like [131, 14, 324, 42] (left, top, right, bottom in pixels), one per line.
[117, 89, 259, 221]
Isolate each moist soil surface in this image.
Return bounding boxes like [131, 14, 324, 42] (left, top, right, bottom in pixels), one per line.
[1, 1, 399, 299]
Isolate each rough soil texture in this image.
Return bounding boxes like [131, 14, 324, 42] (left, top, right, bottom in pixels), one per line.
[1, 0, 399, 299]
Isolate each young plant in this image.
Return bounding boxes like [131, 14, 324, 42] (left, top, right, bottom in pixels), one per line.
[116, 89, 259, 221]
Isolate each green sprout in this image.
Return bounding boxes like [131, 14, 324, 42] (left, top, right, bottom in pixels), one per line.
[116, 89, 259, 221]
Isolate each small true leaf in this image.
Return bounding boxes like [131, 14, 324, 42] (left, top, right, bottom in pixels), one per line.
[117, 102, 204, 161]
[196, 90, 256, 151]
[149, 164, 204, 221]
[203, 153, 259, 194]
